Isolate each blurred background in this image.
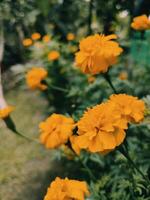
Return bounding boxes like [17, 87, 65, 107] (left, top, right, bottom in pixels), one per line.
[0, 0, 150, 200]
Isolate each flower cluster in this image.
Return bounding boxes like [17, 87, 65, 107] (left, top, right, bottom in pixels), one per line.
[75, 34, 123, 75]
[22, 32, 51, 47]
[26, 67, 48, 90]
[39, 114, 74, 149]
[71, 94, 145, 155]
[131, 15, 150, 31]
[44, 177, 89, 200]
[0, 106, 14, 119]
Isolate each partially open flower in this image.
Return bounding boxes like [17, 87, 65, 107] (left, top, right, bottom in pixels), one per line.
[26, 67, 48, 90]
[39, 114, 74, 149]
[0, 106, 14, 119]
[48, 51, 60, 61]
[75, 34, 123, 75]
[31, 32, 41, 40]
[44, 177, 89, 200]
[42, 35, 51, 43]
[131, 15, 150, 31]
[109, 94, 145, 123]
[67, 33, 75, 41]
[22, 38, 32, 47]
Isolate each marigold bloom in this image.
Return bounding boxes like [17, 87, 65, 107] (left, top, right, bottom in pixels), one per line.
[42, 35, 51, 43]
[0, 106, 14, 119]
[48, 51, 60, 61]
[109, 94, 145, 123]
[31, 32, 41, 40]
[131, 15, 150, 30]
[44, 177, 89, 200]
[26, 67, 48, 90]
[67, 33, 75, 41]
[22, 38, 32, 47]
[71, 101, 128, 155]
[39, 114, 74, 149]
[119, 71, 128, 80]
[75, 34, 123, 75]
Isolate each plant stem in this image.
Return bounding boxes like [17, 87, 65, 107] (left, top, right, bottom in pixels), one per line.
[79, 156, 96, 181]
[118, 146, 150, 185]
[49, 84, 68, 93]
[103, 72, 118, 94]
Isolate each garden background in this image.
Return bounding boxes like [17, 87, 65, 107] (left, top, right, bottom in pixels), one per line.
[0, 0, 150, 200]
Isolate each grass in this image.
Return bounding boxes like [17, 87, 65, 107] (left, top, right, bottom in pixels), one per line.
[0, 88, 63, 200]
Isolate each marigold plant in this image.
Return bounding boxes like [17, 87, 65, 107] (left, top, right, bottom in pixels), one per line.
[75, 34, 123, 75]
[131, 15, 150, 31]
[26, 67, 48, 90]
[48, 50, 60, 61]
[39, 114, 74, 149]
[0, 106, 14, 119]
[44, 177, 89, 200]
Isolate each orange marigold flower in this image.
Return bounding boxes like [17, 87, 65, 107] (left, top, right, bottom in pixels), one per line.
[31, 32, 41, 40]
[75, 34, 123, 75]
[131, 15, 150, 31]
[67, 33, 75, 41]
[39, 114, 74, 149]
[70, 101, 128, 155]
[44, 177, 89, 200]
[48, 51, 60, 61]
[109, 94, 145, 123]
[42, 35, 51, 43]
[26, 67, 48, 90]
[119, 71, 128, 80]
[0, 106, 14, 119]
[22, 38, 32, 47]
[88, 75, 96, 83]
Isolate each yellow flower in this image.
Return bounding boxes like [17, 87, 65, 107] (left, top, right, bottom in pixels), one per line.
[48, 51, 60, 61]
[39, 114, 74, 149]
[119, 71, 128, 80]
[44, 177, 89, 200]
[75, 34, 123, 75]
[0, 106, 14, 119]
[88, 75, 96, 83]
[26, 67, 48, 90]
[31, 32, 41, 40]
[131, 15, 150, 30]
[67, 33, 75, 41]
[109, 94, 145, 123]
[42, 35, 51, 43]
[22, 38, 32, 47]
[70, 101, 128, 155]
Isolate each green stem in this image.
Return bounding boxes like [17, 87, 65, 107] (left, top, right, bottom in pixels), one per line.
[79, 156, 96, 181]
[103, 72, 118, 94]
[49, 84, 68, 93]
[119, 146, 150, 185]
